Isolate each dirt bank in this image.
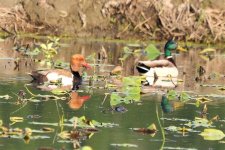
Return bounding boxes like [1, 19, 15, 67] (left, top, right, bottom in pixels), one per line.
[0, 0, 225, 42]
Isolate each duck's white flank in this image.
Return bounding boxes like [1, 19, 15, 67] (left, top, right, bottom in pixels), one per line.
[46, 72, 73, 86]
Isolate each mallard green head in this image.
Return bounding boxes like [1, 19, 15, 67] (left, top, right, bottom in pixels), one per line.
[164, 39, 177, 58]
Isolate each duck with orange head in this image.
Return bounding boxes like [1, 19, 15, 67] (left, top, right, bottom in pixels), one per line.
[30, 54, 91, 91]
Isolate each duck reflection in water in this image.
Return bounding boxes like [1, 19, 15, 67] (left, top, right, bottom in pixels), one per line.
[161, 95, 173, 113]
[161, 95, 184, 113]
[68, 91, 90, 110]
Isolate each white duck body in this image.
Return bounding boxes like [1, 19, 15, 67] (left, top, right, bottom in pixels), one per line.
[46, 72, 73, 86]
[143, 67, 178, 87]
[137, 39, 182, 87]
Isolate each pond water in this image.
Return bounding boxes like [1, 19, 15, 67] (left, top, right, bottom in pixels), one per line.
[0, 37, 225, 150]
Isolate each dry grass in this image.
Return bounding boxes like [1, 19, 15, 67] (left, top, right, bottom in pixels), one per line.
[0, 1, 224, 42]
[102, 0, 225, 42]
[0, 3, 37, 34]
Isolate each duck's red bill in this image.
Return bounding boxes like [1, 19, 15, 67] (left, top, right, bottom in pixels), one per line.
[82, 63, 91, 69]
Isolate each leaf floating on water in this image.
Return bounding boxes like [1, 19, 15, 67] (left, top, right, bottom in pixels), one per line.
[201, 104, 208, 115]
[110, 93, 124, 106]
[199, 129, 225, 141]
[199, 48, 216, 54]
[210, 115, 220, 122]
[91, 120, 119, 128]
[69, 116, 94, 128]
[163, 147, 197, 150]
[110, 143, 138, 148]
[179, 92, 190, 102]
[165, 126, 197, 133]
[42, 127, 55, 133]
[69, 116, 118, 128]
[26, 115, 41, 119]
[195, 100, 200, 107]
[51, 89, 68, 95]
[147, 123, 157, 131]
[218, 86, 225, 91]
[81, 146, 93, 150]
[131, 123, 157, 137]
[122, 76, 143, 87]
[145, 44, 161, 60]
[0, 95, 12, 100]
[196, 97, 213, 104]
[10, 117, 24, 123]
[167, 90, 177, 100]
[185, 117, 213, 128]
[29, 121, 58, 126]
[58, 131, 71, 139]
[161, 117, 190, 122]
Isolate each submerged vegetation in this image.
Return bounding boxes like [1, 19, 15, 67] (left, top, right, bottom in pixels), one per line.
[0, 0, 224, 149]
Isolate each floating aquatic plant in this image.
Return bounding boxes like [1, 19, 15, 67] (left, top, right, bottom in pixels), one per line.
[110, 76, 143, 106]
[199, 129, 225, 141]
[119, 43, 160, 66]
[167, 90, 191, 102]
[0, 95, 12, 100]
[131, 123, 157, 137]
[184, 117, 214, 128]
[145, 44, 161, 60]
[10, 117, 24, 125]
[110, 143, 138, 148]
[68, 116, 119, 128]
[165, 126, 199, 135]
[0, 125, 52, 144]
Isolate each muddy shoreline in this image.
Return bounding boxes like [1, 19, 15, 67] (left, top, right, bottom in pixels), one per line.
[0, 0, 225, 43]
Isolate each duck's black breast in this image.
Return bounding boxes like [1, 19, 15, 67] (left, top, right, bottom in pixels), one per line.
[167, 57, 177, 67]
[71, 71, 82, 90]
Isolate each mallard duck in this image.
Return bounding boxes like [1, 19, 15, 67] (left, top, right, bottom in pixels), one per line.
[136, 39, 181, 86]
[29, 54, 91, 90]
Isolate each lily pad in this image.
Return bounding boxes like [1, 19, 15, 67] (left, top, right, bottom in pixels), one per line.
[145, 44, 161, 60]
[199, 129, 225, 140]
[167, 90, 177, 100]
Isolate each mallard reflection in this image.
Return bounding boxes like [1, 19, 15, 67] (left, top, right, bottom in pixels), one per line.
[161, 95, 173, 113]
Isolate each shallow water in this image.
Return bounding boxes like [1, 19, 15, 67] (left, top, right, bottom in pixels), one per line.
[0, 37, 225, 150]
